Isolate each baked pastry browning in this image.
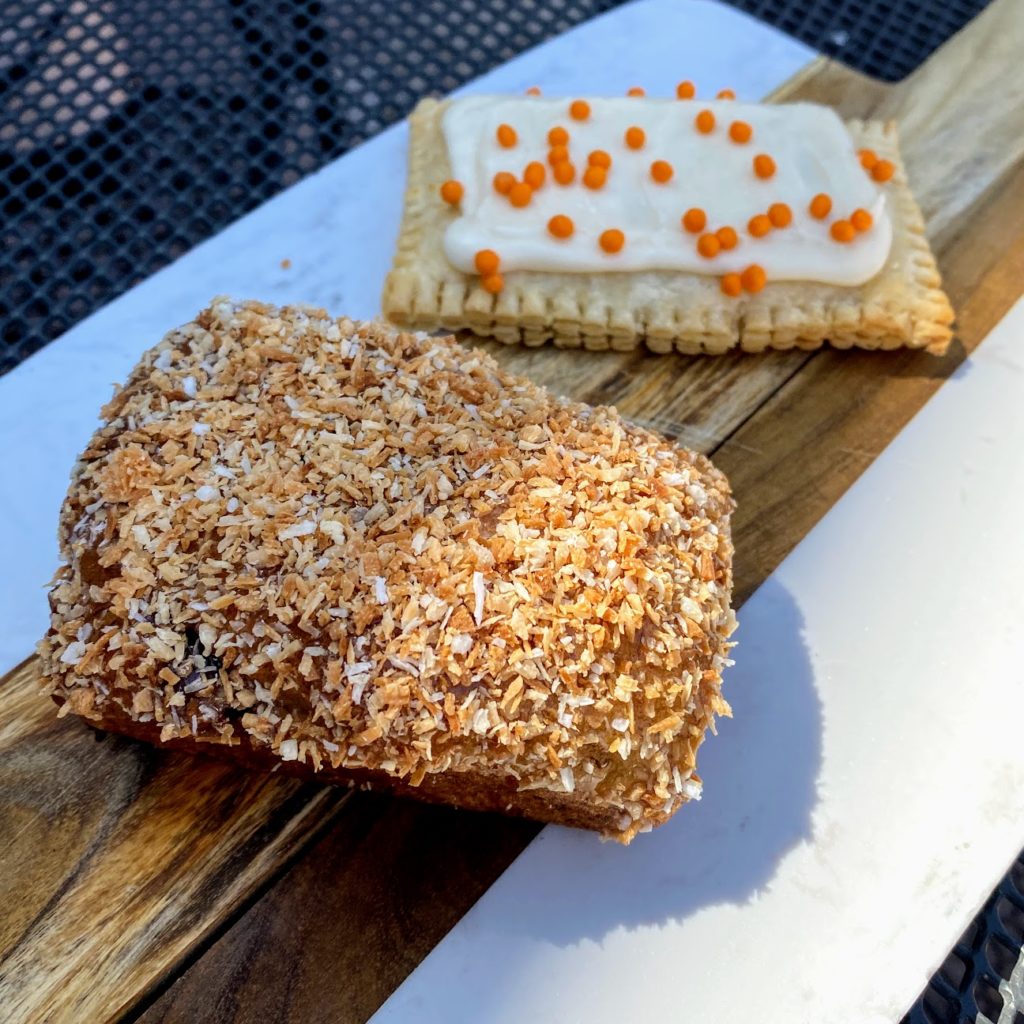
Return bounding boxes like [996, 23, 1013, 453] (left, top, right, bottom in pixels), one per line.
[383, 98, 954, 354]
[40, 300, 736, 842]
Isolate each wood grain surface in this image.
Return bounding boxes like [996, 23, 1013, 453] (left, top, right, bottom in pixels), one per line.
[0, 658, 352, 1023]
[2, 2, 1023, 1021]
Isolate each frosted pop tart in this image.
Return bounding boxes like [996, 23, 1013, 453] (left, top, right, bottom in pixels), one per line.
[383, 86, 953, 354]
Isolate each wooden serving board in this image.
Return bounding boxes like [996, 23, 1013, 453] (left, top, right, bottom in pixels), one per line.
[3, 2, 1024, 1021]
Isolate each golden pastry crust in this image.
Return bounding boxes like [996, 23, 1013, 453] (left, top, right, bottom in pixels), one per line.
[383, 99, 954, 354]
[39, 300, 736, 842]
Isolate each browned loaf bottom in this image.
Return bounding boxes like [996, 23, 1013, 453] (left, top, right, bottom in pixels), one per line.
[79, 704, 630, 834]
[40, 300, 736, 842]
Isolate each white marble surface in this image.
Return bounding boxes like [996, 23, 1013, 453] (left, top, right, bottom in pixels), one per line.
[0, 0, 812, 672]
[372, 299, 1024, 1024]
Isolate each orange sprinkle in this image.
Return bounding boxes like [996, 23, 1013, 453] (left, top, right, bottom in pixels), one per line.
[588, 149, 611, 168]
[682, 208, 706, 233]
[753, 153, 776, 179]
[508, 182, 533, 207]
[716, 226, 739, 250]
[768, 202, 792, 228]
[553, 161, 576, 185]
[548, 214, 574, 239]
[697, 233, 721, 258]
[547, 145, 569, 166]
[717, 88, 736, 100]
[809, 193, 832, 219]
[650, 159, 673, 183]
[741, 264, 767, 293]
[526, 86, 542, 96]
[570, 99, 591, 121]
[676, 80, 696, 99]
[871, 159, 895, 182]
[830, 219, 855, 243]
[695, 109, 715, 134]
[481, 273, 504, 294]
[851, 207, 874, 232]
[600, 228, 625, 254]
[523, 161, 546, 189]
[627, 86, 645, 97]
[583, 165, 607, 189]
[440, 180, 463, 205]
[474, 249, 500, 275]
[748, 214, 772, 238]
[548, 126, 569, 147]
[496, 123, 517, 148]
[625, 125, 646, 149]
[859, 148, 878, 170]
[729, 120, 752, 144]
[493, 171, 515, 195]
[720, 273, 742, 297]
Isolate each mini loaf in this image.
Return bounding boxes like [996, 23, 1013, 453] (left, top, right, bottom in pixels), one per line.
[39, 299, 736, 841]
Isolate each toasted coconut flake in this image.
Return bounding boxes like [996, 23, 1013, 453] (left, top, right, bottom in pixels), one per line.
[473, 571, 486, 627]
[451, 634, 473, 655]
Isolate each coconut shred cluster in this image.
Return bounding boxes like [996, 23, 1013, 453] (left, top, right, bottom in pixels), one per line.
[40, 299, 735, 840]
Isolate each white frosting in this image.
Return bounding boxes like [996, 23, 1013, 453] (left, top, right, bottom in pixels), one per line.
[441, 97, 892, 286]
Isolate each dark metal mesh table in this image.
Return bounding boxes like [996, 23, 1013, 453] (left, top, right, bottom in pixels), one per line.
[3, 3, 1020, 1023]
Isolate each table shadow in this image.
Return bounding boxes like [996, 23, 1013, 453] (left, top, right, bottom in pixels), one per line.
[465, 575, 822, 946]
